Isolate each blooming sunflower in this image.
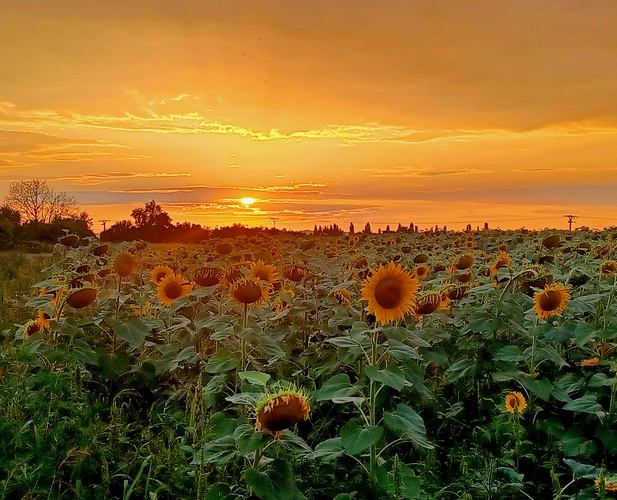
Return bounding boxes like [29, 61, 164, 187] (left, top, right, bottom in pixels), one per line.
[250, 260, 279, 286]
[490, 251, 512, 277]
[533, 284, 570, 320]
[193, 267, 222, 287]
[36, 310, 51, 329]
[156, 273, 192, 307]
[254, 387, 311, 438]
[114, 252, 135, 277]
[414, 265, 430, 280]
[361, 261, 419, 325]
[229, 277, 269, 306]
[150, 265, 174, 284]
[505, 391, 527, 414]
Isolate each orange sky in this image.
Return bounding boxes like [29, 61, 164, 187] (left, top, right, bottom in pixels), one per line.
[1, 1, 617, 233]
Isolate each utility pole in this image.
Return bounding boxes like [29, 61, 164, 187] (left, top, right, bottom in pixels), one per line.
[270, 217, 279, 229]
[99, 219, 110, 232]
[563, 214, 577, 231]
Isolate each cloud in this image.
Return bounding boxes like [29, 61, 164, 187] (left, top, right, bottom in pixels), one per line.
[357, 166, 487, 178]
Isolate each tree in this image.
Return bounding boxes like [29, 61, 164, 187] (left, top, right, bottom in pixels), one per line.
[131, 200, 172, 229]
[3, 178, 78, 224]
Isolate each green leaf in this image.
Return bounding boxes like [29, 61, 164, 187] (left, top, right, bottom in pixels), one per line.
[111, 318, 150, 350]
[383, 403, 434, 449]
[314, 437, 345, 461]
[340, 422, 383, 455]
[205, 483, 233, 500]
[204, 374, 228, 408]
[244, 459, 296, 500]
[563, 459, 602, 480]
[315, 373, 362, 402]
[589, 373, 617, 388]
[365, 365, 408, 391]
[561, 427, 599, 458]
[563, 394, 606, 417]
[399, 464, 421, 498]
[493, 345, 524, 362]
[520, 376, 552, 401]
[385, 339, 422, 362]
[205, 348, 239, 374]
[233, 424, 270, 455]
[278, 430, 314, 458]
[445, 359, 479, 382]
[596, 425, 617, 454]
[238, 371, 271, 386]
[192, 435, 239, 465]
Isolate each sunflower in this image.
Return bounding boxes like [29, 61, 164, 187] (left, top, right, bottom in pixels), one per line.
[542, 234, 561, 249]
[595, 477, 617, 492]
[490, 251, 512, 277]
[193, 267, 222, 287]
[65, 287, 97, 309]
[454, 254, 474, 270]
[282, 264, 310, 283]
[36, 310, 51, 329]
[215, 242, 233, 255]
[361, 261, 419, 325]
[533, 284, 570, 320]
[254, 387, 311, 438]
[594, 341, 613, 358]
[114, 252, 135, 277]
[444, 284, 470, 301]
[414, 265, 430, 280]
[229, 277, 269, 306]
[23, 320, 41, 339]
[156, 273, 192, 307]
[505, 392, 527, 414]
[92, 244, 109, 256]
[221, 264, 248, 288]
[150, 265, 174, 284]
[580, 357, 600, 367]
[600, 261, 617, 278]
[413, 292, 450, 320]
[332, 288, 352, 306]
[59, 234, 80, 248]
[250, 260, 279, 286]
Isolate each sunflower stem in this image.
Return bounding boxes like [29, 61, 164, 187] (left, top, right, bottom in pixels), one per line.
[369, 328, 378, 485]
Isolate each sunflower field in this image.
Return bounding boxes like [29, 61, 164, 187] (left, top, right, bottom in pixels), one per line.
[2, 228, 617, 499]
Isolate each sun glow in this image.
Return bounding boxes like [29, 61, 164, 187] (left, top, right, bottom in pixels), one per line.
[240, 197, 256, 207]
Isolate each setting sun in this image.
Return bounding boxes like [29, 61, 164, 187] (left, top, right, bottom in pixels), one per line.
[240, 197, 256, 207]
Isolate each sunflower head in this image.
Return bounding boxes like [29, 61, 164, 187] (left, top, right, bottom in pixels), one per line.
[230, 277, 269, 306]
[594, 341, 613, 358]
[65, 287, 98, 309]
[156, 273, 192, 307]
[361, 261, 419, 325]
[250, 260, 279, 286]
[221, 264, 248, 288]
[215, 242, 233, 255]
[150, 265, 174, 284]
[282, 264, 311, 283]
[533, 283, 570, 320]
[580, 357, 600, 367]
[414, 265, 430, 280]
[23, 320, 42, 339]
[253, 386, 311, 438]
[490, 251, 512, 277]
[454, 254, 474, 270]
[194, 267, 222, 287]
[444, 284, 470, 301]
[505, 391, 527, 414]
[332, 288, 352, 306]
[413, 292, 450, 320]
[59, 234, 80, 248]
[600, 261, 617, 278]
[114, 252, 135, 277]
[542, 234, 561, 249]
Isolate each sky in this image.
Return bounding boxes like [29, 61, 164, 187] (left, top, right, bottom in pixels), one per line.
[1, 0, 617, 233]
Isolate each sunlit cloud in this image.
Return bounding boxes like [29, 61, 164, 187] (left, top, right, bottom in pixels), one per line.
[51, 171, 192, 186]
[357, 166, 488, 178]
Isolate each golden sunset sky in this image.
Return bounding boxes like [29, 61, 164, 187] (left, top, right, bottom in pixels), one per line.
[1, 1, 616, 233]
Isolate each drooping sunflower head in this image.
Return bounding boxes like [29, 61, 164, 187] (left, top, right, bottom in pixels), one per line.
[505, 391, 527, 414]
[443, 284, 470, 301]
[600, 260, 617, 278]
[454, 254, 474, 270]
[361, 261, 419, 325]
[23, 320, 42, 339]
[490, 251, 512, 277]
[229, 277, 269, 306]
[150, 265, 174, 285]
[253, 386, 311, 438]
[413, 291, 450, 320]
[250, 260, 279, 286]
[282, 264, 311, 283]
[114, 252, 135, 277]
[156, 273, 192, 307]
[221, 264, 249, 288]
[542, 234, 561, 249]
[332, 288, 352, 306]
[517, 267, 553, 295]
[193, 267, 222, 287]
[533, 283, 570, 320]
[65, 287, 98, 309]
[594, 341, 613, 358]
